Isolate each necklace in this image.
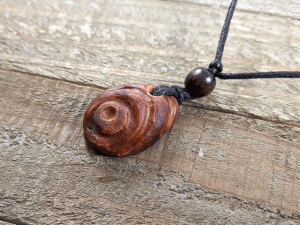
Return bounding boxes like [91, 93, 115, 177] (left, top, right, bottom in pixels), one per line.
[83, 0, 300, 157]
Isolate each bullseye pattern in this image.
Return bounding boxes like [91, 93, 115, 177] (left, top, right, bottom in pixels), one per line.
[83, 83, 179, 157]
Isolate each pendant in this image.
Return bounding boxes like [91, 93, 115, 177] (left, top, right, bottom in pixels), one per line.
[83, 83, 179, 157]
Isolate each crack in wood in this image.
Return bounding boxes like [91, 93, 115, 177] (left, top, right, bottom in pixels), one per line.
[0, 216, 29, 225]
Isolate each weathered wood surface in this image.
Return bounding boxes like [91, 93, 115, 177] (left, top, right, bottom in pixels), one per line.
[1, 0, 300, 224]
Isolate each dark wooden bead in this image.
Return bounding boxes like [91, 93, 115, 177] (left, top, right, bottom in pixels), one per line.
[184, 67, 216, 98]
[83, 83, 179, 157]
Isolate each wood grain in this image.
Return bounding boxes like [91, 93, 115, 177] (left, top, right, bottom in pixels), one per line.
[1, 0, 300, 224]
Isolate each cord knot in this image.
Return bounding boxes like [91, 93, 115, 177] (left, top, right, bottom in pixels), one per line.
[209, 60, 223, 76]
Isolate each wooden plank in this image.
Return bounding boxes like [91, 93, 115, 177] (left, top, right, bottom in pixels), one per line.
[1, 69, 300, 223]
[173, 0, 300, 19]
[0, 70, 285, 224]
[1, 0, 300, 223]
[1, 0, 300, 125]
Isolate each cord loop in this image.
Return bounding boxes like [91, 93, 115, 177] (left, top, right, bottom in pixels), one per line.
[152, 85, 191, 105]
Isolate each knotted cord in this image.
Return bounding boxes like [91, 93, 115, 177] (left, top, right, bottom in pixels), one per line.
[153, 0, 300, 104]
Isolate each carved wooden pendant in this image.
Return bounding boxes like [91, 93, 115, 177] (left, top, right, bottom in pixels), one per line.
[83, 83, 179, 157]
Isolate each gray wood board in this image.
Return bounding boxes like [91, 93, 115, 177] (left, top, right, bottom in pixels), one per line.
[1, 0, 300, 224]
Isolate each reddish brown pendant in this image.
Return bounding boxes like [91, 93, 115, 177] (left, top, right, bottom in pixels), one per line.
[83, 83, 179, 157]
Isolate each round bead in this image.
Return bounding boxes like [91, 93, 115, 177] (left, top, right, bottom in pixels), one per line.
[184, 67, 216, 98]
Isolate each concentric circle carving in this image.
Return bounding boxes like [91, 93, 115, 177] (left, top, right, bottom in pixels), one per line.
[83, 83, 179, 157]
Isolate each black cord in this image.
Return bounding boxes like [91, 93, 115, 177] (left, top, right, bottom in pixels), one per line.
[153, 0, 300, 104]
[209, 0, 237, 76]
[217, 71, 300, 79]
[152, 85, 191, 105]
[208, 0, 300, 79]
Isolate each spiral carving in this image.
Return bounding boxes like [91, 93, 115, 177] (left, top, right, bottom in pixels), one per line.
[83, 83, 179, 157]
